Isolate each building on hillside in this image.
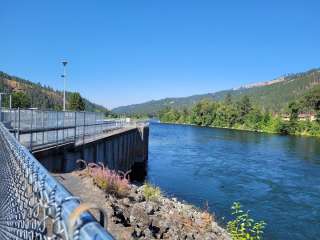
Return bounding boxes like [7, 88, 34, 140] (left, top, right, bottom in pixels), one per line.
[281, 113, 316, 121]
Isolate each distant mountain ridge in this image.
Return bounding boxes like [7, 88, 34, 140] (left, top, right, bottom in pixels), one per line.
[233, 76, 286, 90]
[113, 68, 320, 116]
[0, 71, 107, 112]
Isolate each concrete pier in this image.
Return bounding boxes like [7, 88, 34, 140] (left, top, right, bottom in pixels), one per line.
[33, 125, 149, 180]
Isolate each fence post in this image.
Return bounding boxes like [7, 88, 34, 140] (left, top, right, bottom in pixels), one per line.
[9, 108, 11, 126]
[95, 112, 97, 135]
[83, 111, 86, 144]
[0, 93, 2, 122]
[30, 109, 33, 150]
[18, 108, 20, 141]
[62, 111, 65, 142]
[14, 109, 17, 137]
[42, 111, 44, 145]
[74, 111, 77, 142]
[56, 111, 59, 146]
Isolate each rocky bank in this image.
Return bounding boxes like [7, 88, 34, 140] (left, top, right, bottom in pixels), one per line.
[55, 171, 230, 240]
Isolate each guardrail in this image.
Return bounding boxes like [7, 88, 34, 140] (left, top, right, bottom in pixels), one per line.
[0, 108, 133, 150]
[0, 121, 114, 239]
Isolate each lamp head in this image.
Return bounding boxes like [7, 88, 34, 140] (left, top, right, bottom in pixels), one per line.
[62, 60, 68, 66]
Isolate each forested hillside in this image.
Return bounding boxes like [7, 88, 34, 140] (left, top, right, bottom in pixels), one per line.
[159, 85, 320, 137]
[0, 71, 107, 112]
[113, 68, 320, 116]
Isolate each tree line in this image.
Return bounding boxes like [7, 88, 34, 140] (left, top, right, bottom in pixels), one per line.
[159, 88, 320, 137]
[0, 71, 109, 113]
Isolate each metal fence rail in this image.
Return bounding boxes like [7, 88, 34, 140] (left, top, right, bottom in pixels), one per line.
[0, 109, 131, 150]
[0, 122, 114, 239]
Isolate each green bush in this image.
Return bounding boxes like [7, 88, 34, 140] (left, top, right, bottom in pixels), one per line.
[143, 183, 162, 201]
[227, 202, 266, 240]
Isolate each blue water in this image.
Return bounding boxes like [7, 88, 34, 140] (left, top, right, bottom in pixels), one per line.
[147, 123, 320, 240]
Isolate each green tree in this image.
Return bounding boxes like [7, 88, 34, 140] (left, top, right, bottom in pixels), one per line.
[288, 101, 300, 122]
[303, 86, 320, 122]
[68, 92, 85, 111]
[11, 92, 31, 108]
[288, 101, 301, 133]
[224, 93, 233, 106]
[237, 95, 252, 123]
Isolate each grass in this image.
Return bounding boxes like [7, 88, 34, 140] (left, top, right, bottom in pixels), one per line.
[142, 182, 162, 201]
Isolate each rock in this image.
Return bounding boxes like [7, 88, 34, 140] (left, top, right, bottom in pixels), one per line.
[129, 191, 145, 202]
[130, 203, 151, 227]
[143, 228, 153, 239]
[145, 202, 159, 215]
[122, 197, 131, 206]
[149, 224, 160, 237]
[112, 204, 131, 226]
[132, 226, 143, 238]
[185, 232, 196, 240]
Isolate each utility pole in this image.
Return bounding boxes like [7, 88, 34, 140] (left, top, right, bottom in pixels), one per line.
[61, 60, 68, 111]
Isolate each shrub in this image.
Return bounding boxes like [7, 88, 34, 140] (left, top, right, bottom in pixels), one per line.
[227, 202, 266, 240]
[143, 182, 162, 201]
[276, 121, 291, 135]
[77, 160, 131, 197]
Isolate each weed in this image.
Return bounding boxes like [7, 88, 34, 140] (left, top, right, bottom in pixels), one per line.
[227, 202, 266, 240]
[76, 160, 131, 197]
[143, 182, 162, 201]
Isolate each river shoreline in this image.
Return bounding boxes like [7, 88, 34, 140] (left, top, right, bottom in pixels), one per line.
[55, 171, 230, 240]
[159, 121, 320, 138]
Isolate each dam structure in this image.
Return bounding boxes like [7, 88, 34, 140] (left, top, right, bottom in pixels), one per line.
[0, 108, 149, 239]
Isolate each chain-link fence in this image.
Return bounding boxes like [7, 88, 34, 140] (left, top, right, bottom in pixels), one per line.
[0, 122, 114, 239]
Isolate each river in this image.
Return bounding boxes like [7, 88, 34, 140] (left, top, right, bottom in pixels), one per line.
[147, 122, 320, 239]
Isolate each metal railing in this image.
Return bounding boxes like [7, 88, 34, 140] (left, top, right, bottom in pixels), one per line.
[0, 108, 134, 150]
[0, 122, 114, 239]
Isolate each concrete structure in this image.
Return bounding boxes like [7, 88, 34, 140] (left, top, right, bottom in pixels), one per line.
[33, 123, 149, 180]
[1, 108, 149, 179]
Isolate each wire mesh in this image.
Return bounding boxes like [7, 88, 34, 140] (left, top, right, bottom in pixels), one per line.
[0, 122, 114, 239]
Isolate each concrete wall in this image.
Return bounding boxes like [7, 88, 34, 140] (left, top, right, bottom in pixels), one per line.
[33, 125, 149, 180]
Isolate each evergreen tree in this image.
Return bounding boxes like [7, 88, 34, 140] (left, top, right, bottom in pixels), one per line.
[68, 92, 85, 111]
[11, 92, 31, 108]
[237, 95, 252, 123]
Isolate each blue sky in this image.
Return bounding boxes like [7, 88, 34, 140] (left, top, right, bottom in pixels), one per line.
[1, 1, 320, 109]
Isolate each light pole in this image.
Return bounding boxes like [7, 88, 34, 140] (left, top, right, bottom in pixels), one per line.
[61, 60, 68, 111]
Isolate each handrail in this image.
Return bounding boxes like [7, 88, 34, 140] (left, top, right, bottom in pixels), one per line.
[0, 108, 133, 150]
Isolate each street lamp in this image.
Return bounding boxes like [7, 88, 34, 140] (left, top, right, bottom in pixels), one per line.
[61, 60, 68, 111]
